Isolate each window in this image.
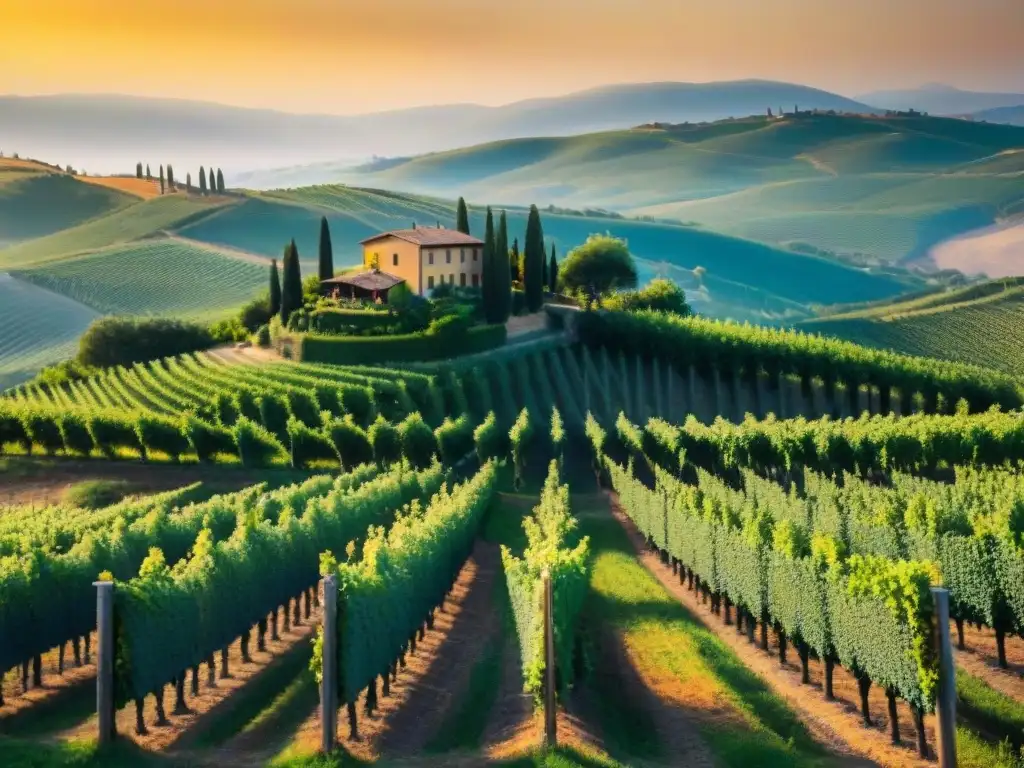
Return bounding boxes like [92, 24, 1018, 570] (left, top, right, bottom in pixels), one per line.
[445, 249, 451, 264]
[473, 248, 479, 261]
[427, 275, 435, 289]
[428, 251, 434, 265]
[392, 253, 398, 266]
[460, 248, 465, 263]
[472, 274, 479, 287]
[460, 273, 466, 286]
[449, 273, 455, 284]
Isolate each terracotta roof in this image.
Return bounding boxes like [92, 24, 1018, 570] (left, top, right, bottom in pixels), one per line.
[360, 227, 484, 247]
[321, 269, 405, 291]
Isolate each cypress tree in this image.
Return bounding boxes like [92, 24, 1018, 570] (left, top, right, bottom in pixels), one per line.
[159, 165, 165, 194]
[542, 238, 549, 289]
[199, 167, 207, 194]
[523, 204, 544, 312]
[482, 208, 496, 323]
[280, 240, 303, 326]
[136, 162, 143, 179]
[318, 216, 334, 280]
[146, 164, 151, 181]
[456, 197, 470, 235]
[269, 259, 282, 317]
[549, 244, 559, 294]
[167, 165, 175, 190]
[510, 237, 520, 283]
[495, 211, 511, 321]
[186, 172, 192, 192]
[217, 169, 225, 193]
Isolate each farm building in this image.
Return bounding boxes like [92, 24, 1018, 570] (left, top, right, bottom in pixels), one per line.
[320, 268, 405, 302]
[358, 226, 484, 296]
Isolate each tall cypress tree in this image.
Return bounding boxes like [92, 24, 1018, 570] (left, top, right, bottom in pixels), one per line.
[495, 211, 511, 321]
[482, 208, 496, 323]
[216, 169, 225, 193]
[159, 165, 165, 194]
[167, 165, 175, 190]
[523, 204, 544, 312]
[549, 244, 559, 294]
[456, 197, 470, 234]
[269, 259, 282, 317]
[186, 172, 192, 192]
[280, 240, 303, 325]
[318, 216, 334, 280]
[199, 167, 207, 194]
[510, 237, 520, 283]
[136, 162, 143, 179]
[146, 164, 151, 181]
[542, 239, 549, 288]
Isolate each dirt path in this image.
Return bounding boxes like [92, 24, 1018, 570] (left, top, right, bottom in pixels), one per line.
[610, 494, 916, 768]
[955, 621, 1024, 703]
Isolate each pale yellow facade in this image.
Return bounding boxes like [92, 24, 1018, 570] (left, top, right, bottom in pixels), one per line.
[362, 236, 484, 296]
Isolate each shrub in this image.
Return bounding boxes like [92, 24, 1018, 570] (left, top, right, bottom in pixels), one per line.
[78, 317, 215, 368]
[326, 417, 374, 469]
[311, 308, 394, 335]
[368, 415, 401, 467]
[398, 413, 438, 469]
[88, 412, 143, 458]
[255, 324, 271, 348]
[339, 386, 375, 427]
[287, 308, 310, 332]
[605, 278, 691, 316]
[183, 416, 237, 462]
[20, 408, 64, 455]
[287, 417, 337, 469]
[435, 415, 474, 465]
[57, 411, 95, 456]
[233, 417, 285, 467]
[239, 293, 273, 331]
[135, 414, 189, 462]
[473, 412, 503, 463]
[209, 316, 248, 343]
[299, 324, 507, 365]
[65, 480, 132, 510]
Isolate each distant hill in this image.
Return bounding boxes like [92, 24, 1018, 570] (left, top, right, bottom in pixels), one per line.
[857, 84, 1024, 116]
[0, 81, 875, 176]
[800, 277, 1024, 377]
[971, 105, 1024, 127]
[319, 113, 1024, 266]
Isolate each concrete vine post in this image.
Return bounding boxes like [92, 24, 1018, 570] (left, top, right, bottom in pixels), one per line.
[95, 580, 115, 745]
[543, 569, 557, 748]
[932, 588, 957, 768]
[321, 576, 338, 754]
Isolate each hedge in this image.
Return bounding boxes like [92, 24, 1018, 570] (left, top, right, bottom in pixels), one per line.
[310, 308, 395, 335]
[299, 324, 507, 365]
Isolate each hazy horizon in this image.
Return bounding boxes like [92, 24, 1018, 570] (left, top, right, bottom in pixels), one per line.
[8, 0, 1023, 115]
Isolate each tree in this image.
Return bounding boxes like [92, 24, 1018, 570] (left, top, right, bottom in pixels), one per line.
[318, 216, 335, 280]
[146, 164, 151, 181]
[159, 165, 165, 194]
[494, 210, 511, 322]
[523, 205, 545, 312]
[269, 259, 282, 317]
[482, 207, 497, 322]
[604, 278, 690, 315]
[136, 162, 143, 179]
[542, 240, 549, 289]
[279, 240, 303, 325]
[167, 165, 175, 190]
[186, 172, 192, 192]
[456, 197, 470, 235]
[509, 237, 520, 283]
[199, 167, 207, 195]
[216, 169, 225, 193]
[549, 244, 559, 293]
[559, 234, 638, 300]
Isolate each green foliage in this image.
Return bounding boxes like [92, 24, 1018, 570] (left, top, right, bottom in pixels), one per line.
[482, 207, 498, 322]
[435, 414, 474, 465]
[494, 210, 512, 322]
[456, 196, 470, 235]
[299, 324, 507, 365]
[399, 412, 439, 469]
[368, 415, 401, 467]
[605, 278, 691, 316]
[473, 411, 503, 463]
[560, 235, 638, 297]
[502, 460, 590, 701]
[318, 215, 334, 281]
[326, 416, 373, 470]
[509, 408, 533, 488]
[232, 416, 286, 467]
[523, 205, 546, 312]
[310, 307, 394, 335]
[288, 417, 337, 468]
[269, 259, 282, 317]
[56, 410, 94, 456]
[280, 239, 303, 325]
[64, 480, 133, 510]
[77, 317, 215, 368]
[183, 415, 236, 462]
[135, 413, 189, 462]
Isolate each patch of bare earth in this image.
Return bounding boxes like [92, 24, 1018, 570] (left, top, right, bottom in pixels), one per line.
[60, 609, 320, 752]
[954, 622, 1024, 703]
[0, 635, 96, 724]
[610, 494, 919, 768]
[285, 543, 505, 763]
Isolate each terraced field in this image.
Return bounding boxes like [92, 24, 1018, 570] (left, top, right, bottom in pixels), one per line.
[0, 274, 99, 390]
[14, 239, 268, 319]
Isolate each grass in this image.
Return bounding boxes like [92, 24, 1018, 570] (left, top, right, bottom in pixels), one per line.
[0, 174, 132, 245]
[15, 238, 268, 320]
[63, 479, 133, 509]
[957, 669, 1024, 750]
[0, 274, 99, 391]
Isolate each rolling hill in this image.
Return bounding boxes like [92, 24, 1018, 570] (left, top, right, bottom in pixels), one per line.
[799, 278, 1024, 377]
[856, 84, 1024, 116]
[1, 81, 876, 176]
[324, 113, 1024, 266]
[972, 106, 1024, 127]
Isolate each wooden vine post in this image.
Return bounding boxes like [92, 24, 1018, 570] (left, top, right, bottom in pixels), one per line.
[932, 587, 957, 768]
[95, 580, 115, 745]
[543, 568, 557, 748]
[321, 575, 338, 754]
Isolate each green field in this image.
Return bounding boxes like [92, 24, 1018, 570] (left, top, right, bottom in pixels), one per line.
[14, 239, 268, 320]
[0, 274, 99, 390]
[801, 278, 1024, 376]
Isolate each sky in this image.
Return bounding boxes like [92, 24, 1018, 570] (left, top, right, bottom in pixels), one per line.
[5, 0, 1023, 114]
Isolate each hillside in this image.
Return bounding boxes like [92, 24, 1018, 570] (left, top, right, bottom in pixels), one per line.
[324, 113, 1024, 266]
[972, 105, 1024, 127]
[800, 278, 1024, 376]
[857, 84, 1024, 116]
[0, 81, 876, 176]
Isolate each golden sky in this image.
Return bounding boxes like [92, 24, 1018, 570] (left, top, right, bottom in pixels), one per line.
[5, 0, 1023, 113]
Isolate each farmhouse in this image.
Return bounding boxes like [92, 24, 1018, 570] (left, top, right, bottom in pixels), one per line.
[356, 226, 485, 296]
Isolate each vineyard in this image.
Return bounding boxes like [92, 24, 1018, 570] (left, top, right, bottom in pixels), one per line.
[4, 310, 1024, 767]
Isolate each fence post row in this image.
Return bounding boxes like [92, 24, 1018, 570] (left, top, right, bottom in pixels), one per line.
[321, 575, 338, 754]
[95, 580, 115, 745]
[932, 587, 957, 768]
[543, 568, 557, 748]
